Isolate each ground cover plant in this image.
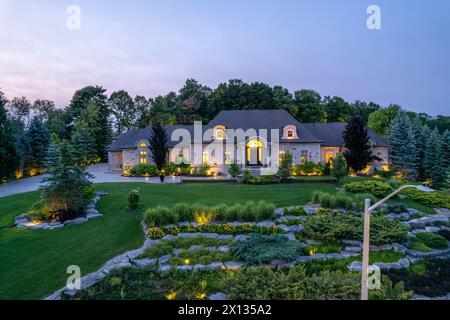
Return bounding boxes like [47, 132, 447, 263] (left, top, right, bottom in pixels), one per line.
[139, 236, 234, 259]
[312, 191, 377, 211]
[385, 259, 450, 297]
[414, 232, 448, 250]
[401, 189, 450, 209]
[302, 211, 408, 244]
[169, 249, 234, 266]
[230, 234, 302, 265]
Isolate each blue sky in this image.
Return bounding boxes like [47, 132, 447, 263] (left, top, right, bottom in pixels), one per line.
[0, 0, 449, 115]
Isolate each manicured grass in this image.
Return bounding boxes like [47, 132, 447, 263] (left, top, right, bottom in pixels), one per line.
[0, 182, 335, 300]
[0, 181, 435, 300]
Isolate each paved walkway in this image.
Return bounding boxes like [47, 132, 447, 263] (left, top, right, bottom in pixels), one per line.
[0, 164, 182, 198]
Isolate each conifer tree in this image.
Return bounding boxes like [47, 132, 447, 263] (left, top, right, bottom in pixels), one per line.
[0, 91, 20, 181]
[411, 116, 428, 181]
[343, 115, 380, 173]
[424, 128, 446, 188]
[388, 112, 417, 180]
[23, 117, 50, 175]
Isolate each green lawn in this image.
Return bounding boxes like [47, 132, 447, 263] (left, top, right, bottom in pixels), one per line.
[0, 182, 435, 300]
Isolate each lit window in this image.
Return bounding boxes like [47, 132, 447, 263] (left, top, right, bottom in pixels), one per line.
[225, 151, 232, 165]
[139, 142, 147, 148]
[202, 151, 209, 165]
[279, 150, 286, 162]
[325, 152, 334, 163]
[214, 126, 226, 140]
[301, 150, 308, 164]
[287, 131, 294, 138]
[140, 151, 147, 164]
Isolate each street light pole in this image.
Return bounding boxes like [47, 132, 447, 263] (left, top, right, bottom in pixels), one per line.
[360, 184, 433, 300]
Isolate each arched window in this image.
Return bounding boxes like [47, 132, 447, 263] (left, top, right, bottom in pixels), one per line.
[137, 140, 149, 164]
[214, 126, 226, 140]
[283, 125, 298, 139]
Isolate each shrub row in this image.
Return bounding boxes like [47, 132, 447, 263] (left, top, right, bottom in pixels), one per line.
[242, 171, 280, 185]
[293, 162, 327, 176]
[125, 163, 212, 177]
[144, 202, 275, 227]
[344, 180, 394, 198]
[146, 223, 284, 239]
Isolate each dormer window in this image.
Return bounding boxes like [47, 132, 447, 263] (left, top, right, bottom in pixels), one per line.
[214, 126, 226, 140]
[283, 125, 298, 139]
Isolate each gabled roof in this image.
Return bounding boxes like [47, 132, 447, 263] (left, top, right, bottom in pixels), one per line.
[108, 125, 198, 151]
[302, 123, 388, 147]
[209, 109, 322, 143]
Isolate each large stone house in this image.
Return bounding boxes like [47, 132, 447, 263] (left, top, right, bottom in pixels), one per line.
[107, 109, 389, 175]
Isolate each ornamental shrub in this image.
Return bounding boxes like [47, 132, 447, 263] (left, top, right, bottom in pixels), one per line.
[344, 180, 393, 198]
[130, 164, 158, 177]
[401, 189, 450, 209]
[127, 189, 140, 209]
[230, 234, 302, 265]
[228, 162, 241, 178]
[302, 212, 407, 244]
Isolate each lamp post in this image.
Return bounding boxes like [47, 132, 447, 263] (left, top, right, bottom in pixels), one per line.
[360, 185, 434, 300]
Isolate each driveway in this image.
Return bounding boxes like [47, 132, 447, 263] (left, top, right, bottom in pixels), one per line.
[0, 164, 181, 198]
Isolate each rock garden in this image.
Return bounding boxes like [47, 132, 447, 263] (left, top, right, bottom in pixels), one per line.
[48, 185, 450, 301]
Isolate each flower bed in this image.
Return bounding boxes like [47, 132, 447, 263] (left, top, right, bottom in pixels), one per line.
[147, 224, 284, 239]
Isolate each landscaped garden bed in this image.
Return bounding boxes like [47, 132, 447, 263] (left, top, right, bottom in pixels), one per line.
[46, 190, 450, 301]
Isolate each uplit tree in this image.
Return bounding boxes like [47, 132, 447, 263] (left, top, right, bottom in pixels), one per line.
[331, 153, 347, 184]
[343, 115, 380, 173]
[149, 122, 168, 171]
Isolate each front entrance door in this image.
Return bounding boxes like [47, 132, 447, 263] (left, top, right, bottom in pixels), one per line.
[246, 140, 263, 166]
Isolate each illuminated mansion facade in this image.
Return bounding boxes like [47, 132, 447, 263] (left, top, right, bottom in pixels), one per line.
[107, 110, 389, 175]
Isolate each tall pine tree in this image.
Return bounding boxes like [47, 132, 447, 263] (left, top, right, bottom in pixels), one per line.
[0, 91, 20, 181]
[388, 112, 418, 180]
[411, 115, 428, 181]
[343, 114, 380, 173]
[424, 128, 446, 189]
[23, 117, 50, 175]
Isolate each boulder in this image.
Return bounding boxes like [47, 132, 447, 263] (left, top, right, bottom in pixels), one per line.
[412, 229, 426, 235]
[158, 254, 171, 264]
[391, 243, 408, 254]
[345, 246, 362, 253]
[374, 262, 403, 270]
[177, 265, 193, 271]
[296, 256, 311, 263]
[207, 262, 225, 270]
[218, 235, 234, 240]
[342, 251, 360, 259]
[202, 233, 219, 239]
[161, 235, 176, 241]
[425, 226, 441, 233]
[224, 262, 243, 270]
[407, 208, 423, 216]
[189, 245, 202, 251]
[309, 253, 326, 261]
[256, 221, 275, 227]
[347, 261, 362, 272]
[342, 240, 362, 247]
[277, 224, 291, 233]
[234, 235, 249, 241]
[326, 253, 344, 260]
[102, 255, 131, 274]
[283, 233, 297, 241]
[178, 232, 201, 238]
[193, 264, 206, 271]
[133, 258, 157, 269]
[398, 258, 410, 268]
[288, 225, 304, 233]
[158, 265, 172, 272]
[217, 246, 230, 253]
[125, 247, 147, 260]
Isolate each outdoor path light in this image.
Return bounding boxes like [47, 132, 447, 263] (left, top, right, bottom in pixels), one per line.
[361, 185, 434, 300]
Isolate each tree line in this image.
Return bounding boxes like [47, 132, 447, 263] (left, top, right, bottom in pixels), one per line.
[0, 79, 449, 183]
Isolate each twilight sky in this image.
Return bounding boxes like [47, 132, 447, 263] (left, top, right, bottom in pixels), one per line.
[0, 0, 449, 115]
